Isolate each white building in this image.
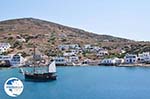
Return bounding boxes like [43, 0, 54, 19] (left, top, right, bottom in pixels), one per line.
[82, 59, 91, 65]
[97, 49, 109, 57]
[58, 44, 80, 50]
[101, 58, 123, 65]
[53, 57, 67, 66]
[0, 48, 5, 54]
[63, 51, 76, 57]
[0, 43, 11, 54]
[84, 44, 91, 49]
[69, 55, 79, 63]
[10, 54, 25, 66]
[69, 44, 79, 49]
[91, 46, 101, 52]
[0, 54, 25, 66]
[70, 50, 79, 54]
[101, 58, 115, 65]
[124, 54, 138, 64]
[138, 52, 150, 63]
[115, 58, 124, 64]
[0, 55, 12, 61]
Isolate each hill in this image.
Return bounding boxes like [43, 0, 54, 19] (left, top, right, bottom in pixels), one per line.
[0, 18, 131, 43]
[0, 18, 149, 56]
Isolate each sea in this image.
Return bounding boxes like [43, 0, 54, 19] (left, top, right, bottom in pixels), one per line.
[1, 66, 150, 99]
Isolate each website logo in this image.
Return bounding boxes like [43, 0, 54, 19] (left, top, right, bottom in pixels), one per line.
[4, 77, 24, 97]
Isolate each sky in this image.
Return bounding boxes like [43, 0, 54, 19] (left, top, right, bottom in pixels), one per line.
[0, 0, 150, 41]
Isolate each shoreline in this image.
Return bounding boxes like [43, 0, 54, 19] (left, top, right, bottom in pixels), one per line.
[118, 63, 150, 67]
[0, 63, 150, 70]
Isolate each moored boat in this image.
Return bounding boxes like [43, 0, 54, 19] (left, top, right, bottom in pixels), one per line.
[21, 46, 57, 82]
[24, 60, 57, 82]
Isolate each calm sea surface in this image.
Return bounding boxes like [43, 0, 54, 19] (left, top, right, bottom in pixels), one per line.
[1, 66, 150, 99]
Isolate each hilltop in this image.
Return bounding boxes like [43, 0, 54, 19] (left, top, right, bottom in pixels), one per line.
[0, 18, 130, 43]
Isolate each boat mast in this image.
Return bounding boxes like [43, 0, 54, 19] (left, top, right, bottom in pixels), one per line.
[33, 45, 36, 73]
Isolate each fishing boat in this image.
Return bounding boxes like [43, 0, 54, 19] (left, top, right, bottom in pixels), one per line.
[21, 46, 57, 82]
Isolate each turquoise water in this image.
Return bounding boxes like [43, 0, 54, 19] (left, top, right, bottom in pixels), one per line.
[1, 66, 150, 99]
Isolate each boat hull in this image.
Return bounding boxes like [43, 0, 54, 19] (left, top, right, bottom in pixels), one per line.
[25, 73, 57, 82]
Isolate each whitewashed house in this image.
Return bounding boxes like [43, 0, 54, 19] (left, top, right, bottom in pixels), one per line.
[82, 59, 91, 65]
[83, 45, 99, 52]
[0, 55, 12, 61]
[101, 58, 116, 65]
[84, 44, 91, 49]
[0, 54, 25, 66]
[69, 44, 79, 49]
[10, 54, 25, 66]
[115, 58, 124, 64]
[53, 57, 67, 66]
[91, 46, 101, 52]
[70, 50, 79, 54]
[124, 54, 138, 64]
[100, 58, 123, 65]
[0, 43, 11, 54]
[58, 44, 79, 50]
[63, 51, 76, 57]
[0, 48, 5, 54]
[97, 49, 109, 57]
[138, 52, 150, 63]
[69, 55, 79, 63]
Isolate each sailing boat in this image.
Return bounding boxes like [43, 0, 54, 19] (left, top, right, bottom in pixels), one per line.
[24, 61, 57, 81]
[23, 46, 57, 81]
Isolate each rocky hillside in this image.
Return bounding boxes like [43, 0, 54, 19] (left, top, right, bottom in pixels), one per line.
[0, 18, 131, 43]
[0, 18, 149, 56]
